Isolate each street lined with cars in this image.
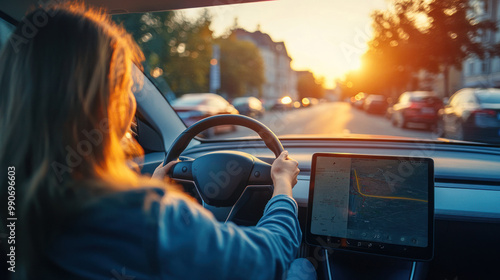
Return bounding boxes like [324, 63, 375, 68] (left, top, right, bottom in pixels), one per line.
[189, 89, 500, 144]
[212, 102, 435, 140]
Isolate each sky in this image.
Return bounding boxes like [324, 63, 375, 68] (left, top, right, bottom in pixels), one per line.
[182, 0, 389, 89]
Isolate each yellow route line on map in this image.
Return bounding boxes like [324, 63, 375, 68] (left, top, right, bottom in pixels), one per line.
[354, 169, 428, 203]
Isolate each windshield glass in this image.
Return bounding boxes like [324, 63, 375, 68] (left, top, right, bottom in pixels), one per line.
[113, 0, 500, 145]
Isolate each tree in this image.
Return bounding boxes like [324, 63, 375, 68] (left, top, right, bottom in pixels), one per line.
[164, 11, 214, 94]
[421, 0, 497, 96]
[297, 71, 324, 100]
[217, 33, 265, 99]
[340, 0, 427, 99]
[113, 11, 214, 96]
[113, 12, 175, 72]
[340, 0, 497, 98]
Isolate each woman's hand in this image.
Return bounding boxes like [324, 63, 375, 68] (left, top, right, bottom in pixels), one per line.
[151, 160, 178, 181]
[271, 151, 300, 197]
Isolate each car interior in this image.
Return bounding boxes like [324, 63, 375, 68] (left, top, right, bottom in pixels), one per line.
[1, 0, 500, 279]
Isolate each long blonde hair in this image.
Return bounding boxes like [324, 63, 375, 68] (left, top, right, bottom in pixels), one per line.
[0, 1, 165, 275]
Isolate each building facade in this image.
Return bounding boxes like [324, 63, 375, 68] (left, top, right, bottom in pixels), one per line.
[462, 0, 500, 88]
[234, 28, 298, 100]
[418, 0, 500, 97]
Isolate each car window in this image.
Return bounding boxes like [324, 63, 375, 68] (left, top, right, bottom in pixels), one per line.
[112, 0, 500, 145]
[251, 98, 261, 107]
[410, 93, 436, 102]
[476, 90, 500, 104]
[172, 97, 206, 106]
[211, 97, 229, 109]
[232, 98, 247, 106]
[464, 92, 477, 104]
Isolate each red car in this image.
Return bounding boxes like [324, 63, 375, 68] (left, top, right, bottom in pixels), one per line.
[391, 91, 443, 130]
[171, 93, 239, 136]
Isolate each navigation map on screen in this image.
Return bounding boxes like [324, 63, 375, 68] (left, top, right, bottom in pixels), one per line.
[310, 156, 429, 248]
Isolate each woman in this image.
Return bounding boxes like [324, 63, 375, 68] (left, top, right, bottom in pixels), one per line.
[0, 2, 313, 279]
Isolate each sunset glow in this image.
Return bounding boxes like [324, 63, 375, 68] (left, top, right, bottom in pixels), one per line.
[183, 0, 388, 88]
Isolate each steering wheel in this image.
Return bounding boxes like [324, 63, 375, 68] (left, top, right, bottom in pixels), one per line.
[163, 114, 284, 207]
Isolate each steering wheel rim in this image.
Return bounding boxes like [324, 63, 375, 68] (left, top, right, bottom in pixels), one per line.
[164, 114, 284, 207]
[164, 114, 284, 164]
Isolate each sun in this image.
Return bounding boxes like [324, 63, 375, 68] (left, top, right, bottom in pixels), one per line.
[348, 57, 363, 71]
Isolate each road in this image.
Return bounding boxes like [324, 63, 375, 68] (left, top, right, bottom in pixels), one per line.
[212, 102, 437, 140]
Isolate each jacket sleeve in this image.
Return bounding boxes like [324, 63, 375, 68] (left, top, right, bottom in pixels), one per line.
[157, 193, 302, 280]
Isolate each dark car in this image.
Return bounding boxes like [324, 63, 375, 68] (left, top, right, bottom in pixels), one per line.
[171, 93, 239, 136]
[363, 94, 387, 114]
[266, 96, 294, 111]
[391, 91, 443, 129]
[232, 96, 264, 118]
[437, 88, 500, 143]
[301, 97, 319, 107]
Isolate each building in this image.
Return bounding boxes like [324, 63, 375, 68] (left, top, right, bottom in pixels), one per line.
[234, 28, 298, 100]
[417, 68, 463, 99]
[462, 0, 500, 88]
[417, 0, 500, 97]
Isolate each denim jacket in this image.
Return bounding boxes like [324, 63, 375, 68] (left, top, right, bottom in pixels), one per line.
[45, 188, 302, 280]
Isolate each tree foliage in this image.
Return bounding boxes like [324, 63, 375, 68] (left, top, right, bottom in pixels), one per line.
[113, 11, 267, 98]
[217, 34, 265, 98]
[113, 11, 213, 96]
[297, 71, 324, 99]
[341, 0, 497, 98]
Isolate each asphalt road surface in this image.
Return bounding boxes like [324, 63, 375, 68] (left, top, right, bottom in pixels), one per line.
[211, 102, 437, 140]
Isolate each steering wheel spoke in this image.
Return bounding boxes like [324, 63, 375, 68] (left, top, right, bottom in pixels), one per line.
[171, 160, 194, 181]
[248, 159, 273, 186]
[165, 115, 283, 208]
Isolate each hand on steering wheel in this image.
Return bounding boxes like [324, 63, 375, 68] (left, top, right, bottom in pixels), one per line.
[162, 114, 289, 207]
[270, 151, 300, 197]
[155, 150, 300, 198]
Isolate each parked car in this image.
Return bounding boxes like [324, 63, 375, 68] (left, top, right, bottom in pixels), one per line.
[232, 96, 264, 118]
[351, 92, 367, 109]
[363, 94, 387, 114]
[267, 96, 294, 111]
[436, 88, 500, 143]
[301, 97, 319, 107]
[171, 93, 239, 136]
[391, 91, 443, 129]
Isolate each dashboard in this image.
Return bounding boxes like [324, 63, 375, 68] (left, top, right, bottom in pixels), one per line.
[140, 138, 500, 279]
[145, 139, 500, 220]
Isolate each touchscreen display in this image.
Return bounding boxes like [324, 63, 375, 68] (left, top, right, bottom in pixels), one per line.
[307, 153, 434, 259]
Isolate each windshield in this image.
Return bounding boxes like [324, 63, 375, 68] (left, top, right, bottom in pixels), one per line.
[113, 0, 500, 145]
